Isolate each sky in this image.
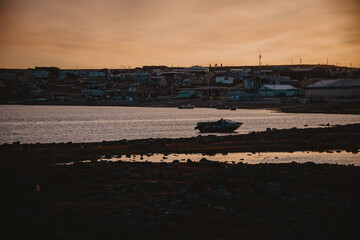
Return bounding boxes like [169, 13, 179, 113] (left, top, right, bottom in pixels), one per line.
[0, 0, 359, 69]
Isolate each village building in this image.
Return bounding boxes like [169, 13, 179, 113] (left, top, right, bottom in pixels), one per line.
[184, 66, 212, 85]
[305, 79, 360, 100]
[216, 76, 234, 85]
[259, 84, 301, 97]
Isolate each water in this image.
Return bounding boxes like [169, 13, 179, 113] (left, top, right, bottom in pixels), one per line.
[0, 104, 359, 144]
[96, 151, 359, 166]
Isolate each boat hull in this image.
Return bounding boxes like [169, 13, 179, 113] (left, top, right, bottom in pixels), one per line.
[195, 120, 243, 133]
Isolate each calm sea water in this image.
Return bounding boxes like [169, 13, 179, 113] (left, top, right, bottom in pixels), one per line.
[0, 105, 359, 144]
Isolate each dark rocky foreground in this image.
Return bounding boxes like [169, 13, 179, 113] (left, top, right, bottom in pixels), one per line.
[1, 124, 360, 239]
[2, 160, 360, 240]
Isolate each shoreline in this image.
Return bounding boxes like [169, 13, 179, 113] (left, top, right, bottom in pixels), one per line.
[2, 99, 360, 114]
[2, 124, 359, 163]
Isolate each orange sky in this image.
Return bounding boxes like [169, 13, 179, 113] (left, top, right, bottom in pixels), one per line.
[0, 0, 359, 68]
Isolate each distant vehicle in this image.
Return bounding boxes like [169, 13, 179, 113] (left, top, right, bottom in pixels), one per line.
[216, 105, 236, 110]
[215, 105, 231, 109]
[195, 119, 243, 133]
[178, 104, 195, 109]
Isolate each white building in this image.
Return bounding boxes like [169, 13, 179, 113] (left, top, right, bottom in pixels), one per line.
[216, 76, 234, 85]
[259, 84, 299, 97]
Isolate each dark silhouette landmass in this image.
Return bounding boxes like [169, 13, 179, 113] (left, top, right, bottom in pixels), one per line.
[1, 124, 360, 239]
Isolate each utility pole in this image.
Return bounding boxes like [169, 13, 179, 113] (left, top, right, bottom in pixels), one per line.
[259, 54, 262, 68]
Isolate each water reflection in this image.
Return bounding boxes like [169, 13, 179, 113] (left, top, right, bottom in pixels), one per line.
[96, 151, 359, 166]
[1, 105, 359, 144]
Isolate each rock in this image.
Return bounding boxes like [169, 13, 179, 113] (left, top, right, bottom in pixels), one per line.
[258, 182, 283, 196]
[199, 157, 210, 163]
[118, 168, 133, 177]
[213, 206, 228, 211]
[172, 160, 180, 163]
[156, 220, 177, 233]
[187, 182, 206, 194]
[208, 187, 228, 200]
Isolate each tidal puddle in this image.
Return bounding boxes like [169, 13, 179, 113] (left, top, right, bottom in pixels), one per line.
[96, 150, 359, 166]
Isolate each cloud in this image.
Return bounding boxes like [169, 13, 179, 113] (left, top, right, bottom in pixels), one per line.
[0, 0, 359, 68]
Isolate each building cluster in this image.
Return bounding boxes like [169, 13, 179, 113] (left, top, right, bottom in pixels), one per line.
[0, 64, 359, 103]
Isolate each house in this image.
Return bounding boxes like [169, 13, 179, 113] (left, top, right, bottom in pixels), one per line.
[0, 72, 17, 81]
[89, 71, 106, 78]
[126, 83, 157, 101]
[229, 69, 250, 80]
[284, 66, 327, 81]
[81, 89, 103, 97]
[184, 66, 212, 85]
[176, 90, 201, 99]
[33, 70, 49, 79]
[229, 89, 263, 101]
[305, 79, 360, 99]
[216, 76, 234, 85]
[244, 76, 292, 90]
[176, 86, 228, 99]
[150, 76, 167, 88]
[128, 83, 139, 92]
[259, 84, 300, 97]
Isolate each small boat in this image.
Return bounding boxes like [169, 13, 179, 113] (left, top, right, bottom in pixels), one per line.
[195, 119, 243, 133]
[178, 104, 195, 109]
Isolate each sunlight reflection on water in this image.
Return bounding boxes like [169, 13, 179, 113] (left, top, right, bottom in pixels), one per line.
[1, 105, 359, 144]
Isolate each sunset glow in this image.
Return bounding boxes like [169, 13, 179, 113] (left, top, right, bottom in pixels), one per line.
[0, 0, 359, 68]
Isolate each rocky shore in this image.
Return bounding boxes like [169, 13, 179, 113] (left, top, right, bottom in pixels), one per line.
[2, 124, 360, 239]
[2, 160, 360, 239]
[1, 124, 359, 163]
